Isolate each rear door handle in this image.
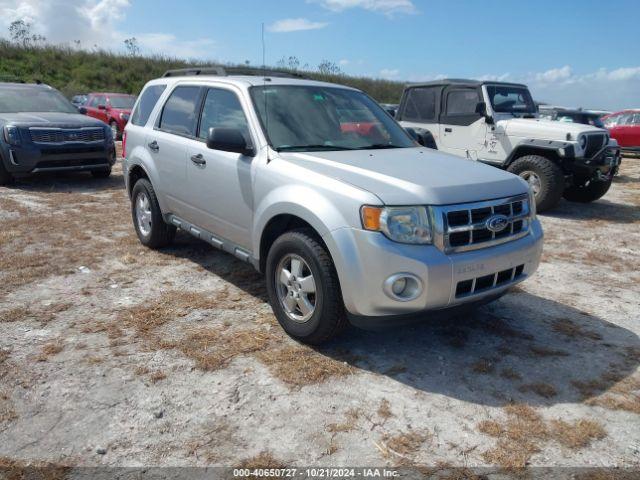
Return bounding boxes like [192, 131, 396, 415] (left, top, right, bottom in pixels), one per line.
[190, 154, 206, 166]
[444, 128, 453, 133]
[148, 140, 159, 152]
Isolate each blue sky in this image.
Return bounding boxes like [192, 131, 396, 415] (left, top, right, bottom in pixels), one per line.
[1, 0, 639, 110]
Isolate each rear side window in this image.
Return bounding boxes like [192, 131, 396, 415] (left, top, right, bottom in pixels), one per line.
[446, 90, 479, 115]
[159, 86, 201, 136]
[403, 87, 436, 121]
[131, 84, 166, 126]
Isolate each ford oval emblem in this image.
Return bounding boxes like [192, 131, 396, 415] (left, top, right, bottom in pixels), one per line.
[486, 214, 509, 233]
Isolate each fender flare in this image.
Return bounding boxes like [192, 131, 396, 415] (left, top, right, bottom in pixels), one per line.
[505, 139, 575, 167]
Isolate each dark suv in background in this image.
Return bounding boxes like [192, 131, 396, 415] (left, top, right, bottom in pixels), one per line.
[0, 82, 116, 185]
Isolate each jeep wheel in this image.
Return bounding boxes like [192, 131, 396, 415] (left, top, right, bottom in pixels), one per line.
[131, 178, 176, 248]
[91, 167, 112, 179]
[0, 160, 13, 186]
[508, 155, 564, 212]
[563, 178, 612, 203]
[266, 229, 347, 344]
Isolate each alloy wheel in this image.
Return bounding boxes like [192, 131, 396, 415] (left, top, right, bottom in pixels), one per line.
[275, 254, 317, 323]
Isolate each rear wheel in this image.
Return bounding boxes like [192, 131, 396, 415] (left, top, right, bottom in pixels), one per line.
[507, 155, 564, 212]
[266, 229, 347, 344]
[563, 178, 612, 203]
[131, 178, 176, 248]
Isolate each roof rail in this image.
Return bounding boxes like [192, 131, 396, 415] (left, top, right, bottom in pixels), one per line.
[162, 65, 308, 79]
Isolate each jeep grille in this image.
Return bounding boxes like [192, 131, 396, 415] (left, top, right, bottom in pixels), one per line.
[584, 133, 607, 158]
[433, 194, 531, 253]
[29, 127, 105, 144]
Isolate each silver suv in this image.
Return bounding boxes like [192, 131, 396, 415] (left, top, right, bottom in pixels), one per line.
[123, 67, 543, 344]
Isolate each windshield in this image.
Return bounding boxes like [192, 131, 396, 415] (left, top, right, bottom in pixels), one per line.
[0, 86, 78, 114]
[109, 95, 136, 109]
[486, 85, 536, 114]
[250, 85, 415, 152]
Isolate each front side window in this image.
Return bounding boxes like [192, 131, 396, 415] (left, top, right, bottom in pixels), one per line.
[486, 85, 536, 114]
[109, 95, 136, 109]
[0, 86, 78, 114]
[131, 84, 166, 126]
[403, 87, 437, 121]
[445, 89, 479, 115]
[198, 88, 249, 140]
[159, 86, 201, 136]
[250, 85, 415, 152]
[88, 95, 100, 107]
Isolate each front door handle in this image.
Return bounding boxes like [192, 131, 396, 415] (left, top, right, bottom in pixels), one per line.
[444, 128, 453, 133]
[190, 154, 206, 166]
[148, 140, 159, 152]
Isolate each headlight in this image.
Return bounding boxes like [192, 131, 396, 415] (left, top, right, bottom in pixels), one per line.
[3, 126, 21, 146]
[579, 135, 587, 150]
[361, 205, 432, 244]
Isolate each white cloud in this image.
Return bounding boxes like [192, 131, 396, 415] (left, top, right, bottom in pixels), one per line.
[311, 0, 417, 16]
[0, 0, 216, 58]
[379, 68, 399, 79]
[338, 59, 350, 66]
[267, 17, 328, 33]
[533, 65, 572, 83]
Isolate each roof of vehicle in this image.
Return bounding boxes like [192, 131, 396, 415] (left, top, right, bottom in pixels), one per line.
[87, 92, 136, 97]
[0, 82, 53, 89]
[146, 74, 360, 91]
[404, 78, 528, 89]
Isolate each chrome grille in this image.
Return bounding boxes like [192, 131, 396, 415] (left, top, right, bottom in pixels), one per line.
[584, 133, 607, 158]
[29, 127, 105, 144]
[433, 194, 531, 253]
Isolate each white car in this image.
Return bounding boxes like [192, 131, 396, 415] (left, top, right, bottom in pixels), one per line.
[397, 79, 621, 211]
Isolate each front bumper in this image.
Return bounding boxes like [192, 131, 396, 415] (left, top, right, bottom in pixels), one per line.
[323, 219, 543, 319]
[572, 146, 621, 181]
[1, 138, 115, 174]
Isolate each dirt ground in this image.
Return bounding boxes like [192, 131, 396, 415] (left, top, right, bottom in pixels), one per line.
[0, 152, 639, 476]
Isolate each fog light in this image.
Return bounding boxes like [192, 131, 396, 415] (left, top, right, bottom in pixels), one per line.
[383, 273, 422, 302]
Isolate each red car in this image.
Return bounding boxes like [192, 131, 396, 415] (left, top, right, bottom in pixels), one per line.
[80, 93, 137, 140]
[602, 109, 640, 153]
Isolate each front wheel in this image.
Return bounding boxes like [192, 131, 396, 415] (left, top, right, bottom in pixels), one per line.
[0, 160, 13, 186]
[563, 178, 612, 203]
[266, 229, 347, 344]
[131, 178, 176, 248]
[507, 155, 565, 212]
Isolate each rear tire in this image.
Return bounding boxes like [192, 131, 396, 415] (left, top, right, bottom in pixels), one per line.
[0, 161, 13, 186]
[131, 178, 176, 248]
[266, 229, 347, 345]
[563, 178, 612, 203]
[508, 155, 564, 212]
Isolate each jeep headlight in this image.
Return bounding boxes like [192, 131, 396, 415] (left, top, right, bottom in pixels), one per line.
[579, 134, 587, 150]
[361, 205, 432, 244]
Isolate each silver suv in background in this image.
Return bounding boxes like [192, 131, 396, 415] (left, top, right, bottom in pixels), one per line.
[123, 67, 543, 344]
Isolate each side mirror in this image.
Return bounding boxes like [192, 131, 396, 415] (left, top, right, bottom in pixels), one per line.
[206, 128, 254, 156]
[476, 101, 494, 125]
[405, 127, 425, 146]
[97, 104, 106, 110]
[78, 106, 87, 115]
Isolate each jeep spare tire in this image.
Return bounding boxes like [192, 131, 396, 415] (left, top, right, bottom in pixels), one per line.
[563, 178, 612, 203]
[507, 155, 564, 212]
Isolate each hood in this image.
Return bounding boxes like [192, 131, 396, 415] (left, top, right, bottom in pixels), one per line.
[277, 147, 528, 205]
[501, 117, 606, 141]
[0, 112, 108, 129]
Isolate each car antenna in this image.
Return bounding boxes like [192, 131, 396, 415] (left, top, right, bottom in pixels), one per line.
[262, 22, 271, 162]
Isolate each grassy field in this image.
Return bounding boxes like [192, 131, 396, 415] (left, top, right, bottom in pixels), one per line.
[0, 40, 405, 102]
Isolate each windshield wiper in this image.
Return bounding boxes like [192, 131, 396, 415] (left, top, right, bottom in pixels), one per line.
[359, 144, 403, 150]
[276, 145, 355, 152]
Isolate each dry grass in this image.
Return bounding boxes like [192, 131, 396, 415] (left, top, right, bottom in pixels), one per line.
[377, 398, 393, 420]
[518, 382, 558, 399]
[471, 358, 495, 374]
[258, 345, 354, 386]
[381, 430, 429, 457]
[479, 404, 608, 468]
[149, 371, 167, 383]
[36, 340, 64, 362]
[549, 419, 607, 449]
[552, 318, 602, 341]
[0, 306, 31, 323]
[528, 344, 569, 357]
[326, 408, 361, 433]
[500, 368, 522, 381]
[0, 457, 70, 480]
[236, 451, 287, 478]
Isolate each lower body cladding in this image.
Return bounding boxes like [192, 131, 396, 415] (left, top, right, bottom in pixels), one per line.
[1, 142, 115, 175]
[324, 220, 543, 327]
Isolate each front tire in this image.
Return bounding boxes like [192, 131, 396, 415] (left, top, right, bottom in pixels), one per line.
[563, 178, 612, 203]
[266, 229, 347, 344]
[507, 155, 564, 212]
[0, 160, 13, 186]
[131, 178, 176, 248]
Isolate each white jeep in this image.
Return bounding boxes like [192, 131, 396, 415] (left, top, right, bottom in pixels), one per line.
[397, 79, 621, 211]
